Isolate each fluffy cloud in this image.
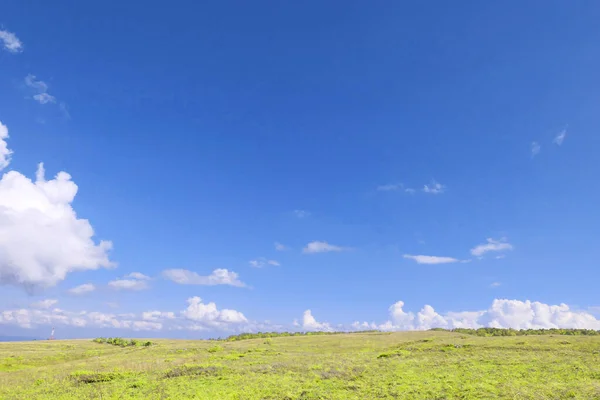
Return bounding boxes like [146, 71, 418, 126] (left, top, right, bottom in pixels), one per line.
[249, 258, 280, 268]
[0, 121, 12, 170]
[181, 296, 247, 329]
[162, 268, 246, 287]
[303, 241, 348, 254]
[0, 122, 113, 290]
[108, 279, 149, 291]
[0, 30, 22, 53]
[531, 141, 541, 157]
[403, 254, 460, 264]
[470, 238, 513, 257]
[553, 129, 567, 145]
[25, 75, 56, 105]
[125, 272, 151, 280]
[348, 299, 600, 331]
[299, 310, 332, 332]
[423, 180, 445, 194]
[68, 283, 96, 295]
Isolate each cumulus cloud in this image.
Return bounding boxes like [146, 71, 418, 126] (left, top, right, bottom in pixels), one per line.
[423, 180, 445, 194]
[249, 258, 280, 268]
[162, 268, 246, 287]
[0, 30, 23, 53]
[470, 238, 513, 257]
[403, 254, 460, 264]
[68, 283, 96, 295]
[300, 310, 333, 332]
[182, 296, 247, 329]
[293, 209, 310, 218]
[531, 141, 541, 157]
[553, 129, 567, 146]
[0, 122, 114, 290]
[125, 272, 151, 280]
[31, 299, 58, 309]
[303, 241, 348, 254]
[108, 279, 149, 291]
[350, 299, 600, 331]
[0, 121, 12, 170]
[274, 242, 289, 251]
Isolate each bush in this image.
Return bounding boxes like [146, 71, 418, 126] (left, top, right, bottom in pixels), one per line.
[92, 337, 153, 347]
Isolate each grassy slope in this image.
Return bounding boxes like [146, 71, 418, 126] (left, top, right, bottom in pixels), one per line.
[1, 331, 599, 399]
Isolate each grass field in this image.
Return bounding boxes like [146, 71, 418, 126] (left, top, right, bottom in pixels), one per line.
[1, 331, 599, 399]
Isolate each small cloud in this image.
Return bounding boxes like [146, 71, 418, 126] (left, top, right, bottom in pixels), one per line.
[59, 102, 71, 119]
[31, 299, 58, 309]
[490, 282, 502, 288]
[300, 309, 333, 332]
[68, 283, 96, 295]
[275, 242, 289, 251]
[105, 302, 119, 309]
[470, 238, 513, 257]
[495, 254, 506, 260]
[303, 241, 349, 254]
[531, 142, 541, 157]
[108, 279, 149, 291]
[0, 30, 23, 53]
[33, 93, 56, 104]
[377, 183, 403, 191]
[403, 254, 460, 264]
[125, 272, 151, 280]
[249, 258, 280, 268]
[405, 188, 416, 194]
[423, 180, 446, 195]
[162, 268, 246, 287]
[293, 210, 310, 218]
[553, 129, 567, 146]
[25, 75, 58, 105]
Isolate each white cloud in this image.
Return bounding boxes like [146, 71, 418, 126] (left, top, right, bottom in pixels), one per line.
[33, 93, 56, 105]
[125, 272, 151, 280]
[470, 238, 513, 257]
[405, 188, 416, 194]
[0, 121, 12, 170]
[108, 279, 149, 291]
[490, 282, 502, 288]
[553, 129, 567, 146]
[300, 310, 333, 332]
[403, 254, 460, 264]
[423, 180, 445, 194]
[531, 141, 541, 157]
[0, 122, 113, 290]
[377, 183, 403, 191]
[249, 258, 280, 268]
[31, 299, 58, 309]
[68, 283, 96, 295]
[275, 242, 289, 251]
[303, 241, 348, 254]
[182, 296, 247, 328]
[351, 299, 600, 331]
[162, 268, 246, 287]
[293, 210, 310, 218]
[142, 310, 176, 321]
[0, 30, 23, 53]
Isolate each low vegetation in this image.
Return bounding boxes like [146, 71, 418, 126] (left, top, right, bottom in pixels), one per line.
[1, 330, 599, 399]
[92, 337, 153, 347]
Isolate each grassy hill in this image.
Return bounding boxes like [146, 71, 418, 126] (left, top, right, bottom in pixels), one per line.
[1, 331, 599, 399]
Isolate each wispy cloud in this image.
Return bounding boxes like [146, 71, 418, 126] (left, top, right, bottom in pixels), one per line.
[490, 282, 502, 288]
[470, 238, 513, 257]
[249, 258, 280, 268]
[531, 141, 541, 157]
[125, 272, 151, 280]
[377, 183, 403, 191]
[303, 241, 349, 254]
[403, 254, 460, 264]
[31, 299, 58, 309]
[423, 180, 446, 194]
[25, 75, 57, 105]
[553, 129, 567, 146]
[108, 279, 149, 291]
[0, 30, 23, 53]
[404, 188, 416, 194]
[275, 242, 289, 251]
[293, 210, 310, 218]
[68, 283, 96, 295]
[162, 268, 246, 287]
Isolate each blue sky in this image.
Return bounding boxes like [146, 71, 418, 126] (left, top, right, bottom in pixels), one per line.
[1, 1, 600, 338]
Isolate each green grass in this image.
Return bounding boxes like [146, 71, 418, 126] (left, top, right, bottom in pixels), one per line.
[1, 331, 600, 399]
